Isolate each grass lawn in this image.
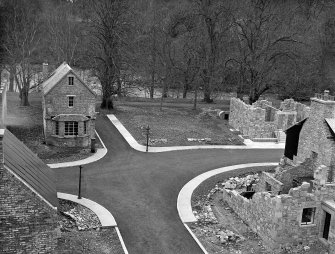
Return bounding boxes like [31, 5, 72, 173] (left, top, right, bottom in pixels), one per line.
[5, 92, 102, 164]
[111, 100, 243, 147]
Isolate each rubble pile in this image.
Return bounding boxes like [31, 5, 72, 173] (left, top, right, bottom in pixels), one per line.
[196, 225, 245, 245]
[193, 205, 218, 225]
[58, 199, 101, 232]
[222, 174, 259, 192]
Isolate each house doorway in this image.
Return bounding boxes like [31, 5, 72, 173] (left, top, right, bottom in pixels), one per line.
[323, 212, 331, 240]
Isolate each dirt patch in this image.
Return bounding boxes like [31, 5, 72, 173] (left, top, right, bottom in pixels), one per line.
[112, 103, 243, 147]
[56, 199, 124, 254]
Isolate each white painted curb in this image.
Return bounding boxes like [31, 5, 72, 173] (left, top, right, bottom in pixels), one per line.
[57, 192, 116, 227]
[177, 162, 278, 254]
[115, 226, 129, 254]
[57, 192, 129, 254]
[107, 114, 285, 152]
[48, 130, 108, 168]
[177, 162, 278, 223]
[183, 223, 208, 254]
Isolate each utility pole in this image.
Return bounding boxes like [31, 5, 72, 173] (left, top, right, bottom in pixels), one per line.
[78, 165, 83, 199]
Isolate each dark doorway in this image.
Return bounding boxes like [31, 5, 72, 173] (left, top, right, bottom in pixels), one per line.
[323, 212, 331, 240]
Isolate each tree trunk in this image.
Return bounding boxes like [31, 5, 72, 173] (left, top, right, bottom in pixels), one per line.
[183, 77, 189, 99]
[150, 70, 155, 99]
[20, 86, 30, 106]
[193, 85, 198, 110]
[9, 66, 15, 92]
[100, 79, 114, 109]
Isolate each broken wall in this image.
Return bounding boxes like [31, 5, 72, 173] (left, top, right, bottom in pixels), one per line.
[229, 98, 310, 139]
[222, 184, 321, 253]
[229, 98, 277, 139]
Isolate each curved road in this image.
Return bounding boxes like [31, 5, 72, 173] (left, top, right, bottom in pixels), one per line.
[54, 115, 283, 254]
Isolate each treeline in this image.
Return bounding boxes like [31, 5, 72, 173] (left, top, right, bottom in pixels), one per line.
[1, 0, 335, 107]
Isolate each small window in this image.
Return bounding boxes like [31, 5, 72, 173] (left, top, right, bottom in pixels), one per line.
[68, 76, 74, 86]
[68, 96, 74, 107]
[301, 208, 316, 225]
[55, 121, 59, 135]
[84, 121, 87, 134]
[265, 182, 272, 192]
[65, 121, 78, 136]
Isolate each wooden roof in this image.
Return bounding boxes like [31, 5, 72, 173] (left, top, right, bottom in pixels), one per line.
[3, 129, 58, 208]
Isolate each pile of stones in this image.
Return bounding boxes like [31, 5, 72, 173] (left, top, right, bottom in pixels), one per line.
[222, 174, 259, 192]
[193, 204, 218, 225]
[58, 199, 101, 231]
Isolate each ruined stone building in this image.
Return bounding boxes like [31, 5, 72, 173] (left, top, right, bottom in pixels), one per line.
[41, 62, 96, 147]
[229, 97, 310, 141]
[0, 128, 58, 253]
[223, 91, 335, 253]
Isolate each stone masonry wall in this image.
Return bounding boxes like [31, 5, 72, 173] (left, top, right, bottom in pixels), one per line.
[296, 98, 335, 168]
[43, 72, 96, 147]
[255, 171, 283, 195]
[0, 137, 58, 253]
[229, 98, 310, 139]
[229, 98, 277, 138]
[222, 184, 321, 253]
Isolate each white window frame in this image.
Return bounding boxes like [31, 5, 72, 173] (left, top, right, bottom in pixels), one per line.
[64, 121, 78, 136]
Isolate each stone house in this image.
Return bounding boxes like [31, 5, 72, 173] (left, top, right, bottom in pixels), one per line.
[41, 62, 96, 147]
[0, 128, 58, 253]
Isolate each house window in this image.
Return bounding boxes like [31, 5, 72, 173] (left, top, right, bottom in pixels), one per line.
[84, 121, 87, 134]
[68, 77, 74, 86]
[68, 96, 74, 107]
[301, 207, 316, 225]
[265, 182, 272, 192]
[55, 121, 59, 135]
[65, 121, 78, 136]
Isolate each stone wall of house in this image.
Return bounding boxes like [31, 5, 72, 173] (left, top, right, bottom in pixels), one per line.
[43, 72, 96, 147]
[255, 171, 283, 194]
[275, 157, 316, 193]
[296, 97, 335, 168]
[229, 98, 310, 139]
[229, 98, 277, 138]
[222, 183, 321, 253]
[0, 138, 58, 253]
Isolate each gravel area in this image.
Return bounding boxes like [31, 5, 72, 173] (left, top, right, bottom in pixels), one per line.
[112, 104, 244, 147]
[56, 199, 124, 254]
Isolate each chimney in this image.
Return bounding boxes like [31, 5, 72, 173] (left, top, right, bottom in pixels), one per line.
[42, 62, 49, 81]
[324, 90, 330, 100]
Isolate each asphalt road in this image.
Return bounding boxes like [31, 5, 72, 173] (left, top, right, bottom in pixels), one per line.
[54, 115, 283, 254]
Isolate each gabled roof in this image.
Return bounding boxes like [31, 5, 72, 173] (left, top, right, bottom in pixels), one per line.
[41, 62, 96, 97]
[325, 118, 335, 136]
[3, 129, 58, 208]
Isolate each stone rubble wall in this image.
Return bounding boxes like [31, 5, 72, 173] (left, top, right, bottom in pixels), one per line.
[255, 172, 283, 195]
[229, 98, 310, 139]
[222, 184, 320, 253]
[229, 98, 277, 138]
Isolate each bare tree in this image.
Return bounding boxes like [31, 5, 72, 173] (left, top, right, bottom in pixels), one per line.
[2, 0, 41, 106]
[88, 0, 130, 109]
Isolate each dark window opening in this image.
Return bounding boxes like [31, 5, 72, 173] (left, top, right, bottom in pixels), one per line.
[301, 207, 316, 225]
[68, 77, 74, 85]
[68, 96, 74, 107]
[55, 121, 59, 135]
[65, 121, 78, 136]
[265, 182, 272, 192]
[84, 121, 87, 134]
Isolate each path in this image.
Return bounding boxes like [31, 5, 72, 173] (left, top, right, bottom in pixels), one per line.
[54, 115, 283, 254]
